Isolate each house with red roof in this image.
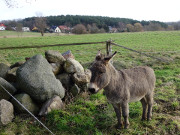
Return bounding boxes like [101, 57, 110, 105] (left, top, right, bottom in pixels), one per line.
[0, 23, 6, 31]
[59, 25, 71, 33]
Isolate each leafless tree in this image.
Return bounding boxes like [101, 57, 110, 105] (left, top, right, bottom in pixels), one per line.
[143, 22, 164, 31]
[3, 0, 36, 8]
[166, 21, 180, 30]
[34, 15, 47, 36]
[23, 19, 34, 30]
[173, 21, 180, 30]
[87, 24, 91, 33]
[16, 23, 23, 37]
[90, 23, 99, 34]
[118, 22, 126, 32]
[166, 25, 174, 31]
[99, 28, 106, 33]
[87, 23, 99, 34]
[3, 0, 18, 8]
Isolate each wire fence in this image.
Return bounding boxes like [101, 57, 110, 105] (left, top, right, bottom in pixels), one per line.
[0, 40, 179, 66]
[0, 41, 107, 65]
[0, 41, 109, 135]
[111, 42, 169, 62]
[0, 40, 179, 134]
[0, 41, 106, 50]
[0, 83, 55, 135]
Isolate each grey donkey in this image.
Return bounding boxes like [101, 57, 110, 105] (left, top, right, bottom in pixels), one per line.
[88, 51, 156, 129]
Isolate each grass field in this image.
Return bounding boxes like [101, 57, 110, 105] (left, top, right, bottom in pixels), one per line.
[0, 30, 67, 38]
[0, 31, 180, 135]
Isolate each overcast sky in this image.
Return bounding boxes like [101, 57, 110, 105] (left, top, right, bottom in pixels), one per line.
[0, 0, 180, 22]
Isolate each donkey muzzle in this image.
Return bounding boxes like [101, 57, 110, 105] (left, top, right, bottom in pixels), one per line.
[88, 88, 96, 94]
[88, 83, 99, 94]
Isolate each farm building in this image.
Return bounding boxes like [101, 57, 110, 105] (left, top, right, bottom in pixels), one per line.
[22, 27, 30, 32]
[49, 26, 61, 33]
[32, 27, 38, 31]
[59, 25, 71, 33]
[108, 26, 118, 33]
[0, 23, 6, 31]
[54, 27, 61, 33]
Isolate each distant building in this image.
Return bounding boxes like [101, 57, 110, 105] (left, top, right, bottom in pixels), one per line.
[49, 26, 61, 33]
[22, 27, 30, 32]
[11, 27, 16, 31]
[108, 26, 118, 33]
[59, 25, 71, 33]
[32, 27, 38, 31]
[0, 23, 6, 31]
[54, 27, 61, 33]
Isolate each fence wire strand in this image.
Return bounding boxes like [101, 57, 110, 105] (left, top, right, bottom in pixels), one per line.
[111, 42, 169, 62]
[0, 84, 55, 135]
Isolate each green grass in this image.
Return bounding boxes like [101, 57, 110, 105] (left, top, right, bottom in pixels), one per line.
[0, 31, 180, 135]
[0, 30, 65, 37]
[1, 31, 180, 50]
[0, 30, 40, 37]
[0, 31, 180, 65]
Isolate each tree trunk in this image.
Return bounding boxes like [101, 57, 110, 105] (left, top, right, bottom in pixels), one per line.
[41, 31, 44, 36]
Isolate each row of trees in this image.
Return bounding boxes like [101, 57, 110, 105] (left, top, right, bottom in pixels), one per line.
[126, 23, 143, 32]
[71, 22, 176, 34]
[72, 24, 106, 34]
[2, 1, 179, 34]
[126, 22, 175, 32]
[45, 15, 169, 29]
[22, 15, 180, 33]
[2, 15, 180, 35]
[21, 15, 169, 32]
[167, 21, 180, 30]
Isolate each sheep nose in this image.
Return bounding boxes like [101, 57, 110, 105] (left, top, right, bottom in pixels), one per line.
[88, 88, 96, 94]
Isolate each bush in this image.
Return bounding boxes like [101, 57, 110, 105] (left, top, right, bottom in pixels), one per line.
[89, 23, 99, 34]
[134, 23, 143, 32]
[126, 24, 134, 32]
[72, 24, 87, 34]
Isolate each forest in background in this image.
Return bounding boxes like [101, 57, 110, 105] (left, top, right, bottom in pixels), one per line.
[22, 15, 169, 31]
[1, 15, 180, 34]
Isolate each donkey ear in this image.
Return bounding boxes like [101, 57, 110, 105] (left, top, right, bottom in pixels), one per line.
[104, 51, 117, 63]
[95, 50, 102, 61]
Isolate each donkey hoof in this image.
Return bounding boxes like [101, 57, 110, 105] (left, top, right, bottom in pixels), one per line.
[124, 125, 129, 129]
[147, 118, 152, 121]
[124, 122, 130, 129]
[115, 123, 123, 129]
[141, 118, 146, 121]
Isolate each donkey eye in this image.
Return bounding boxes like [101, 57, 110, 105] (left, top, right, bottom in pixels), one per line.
[99, 69, 105, 74]
[99, 71, 104, 74]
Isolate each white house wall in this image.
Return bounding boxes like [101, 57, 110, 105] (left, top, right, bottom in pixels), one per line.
[0, 26, 5, 30]
[55, 27, 61, 33]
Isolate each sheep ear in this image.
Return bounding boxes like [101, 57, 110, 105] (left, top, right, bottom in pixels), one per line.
[95, 50, 102, 61]
[104, 51, 117, 62]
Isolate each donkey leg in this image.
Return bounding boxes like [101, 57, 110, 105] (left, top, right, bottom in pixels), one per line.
[112, 103, 122, 129]
[140, 97, 147, 120]
[121, 102, 130, 129]
[146, 94, 153, 121]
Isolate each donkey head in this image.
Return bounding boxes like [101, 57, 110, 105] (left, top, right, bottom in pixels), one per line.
[88, 51, 117, 94]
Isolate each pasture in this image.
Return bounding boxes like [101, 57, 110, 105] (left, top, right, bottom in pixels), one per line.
[0, 31, 180, 135]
